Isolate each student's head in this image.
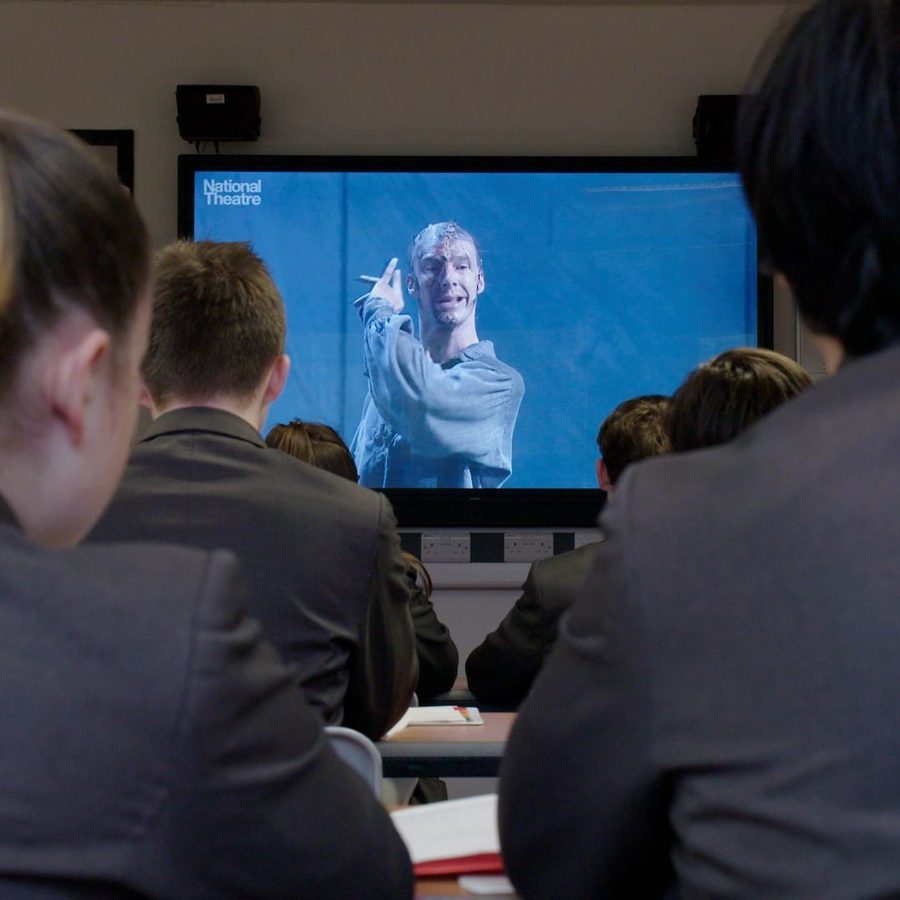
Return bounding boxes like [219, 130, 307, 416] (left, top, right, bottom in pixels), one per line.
[407, 222, 484, 332]
[596, 394, 672, 493]
[265, 419, 359, 482]
[738, 0, 900, 359]
[141, 241, 289, 425]
[668, 348, 813, 453]
[0, 111, 150, 547]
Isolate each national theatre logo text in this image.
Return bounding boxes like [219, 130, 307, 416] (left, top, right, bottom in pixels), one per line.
[203, 178, 262, 206]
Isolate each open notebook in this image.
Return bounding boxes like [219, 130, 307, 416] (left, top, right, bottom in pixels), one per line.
[384, 705, 484, 738]
[390, 793, 502, 876]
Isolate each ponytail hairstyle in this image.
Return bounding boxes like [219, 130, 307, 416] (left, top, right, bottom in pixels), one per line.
[0, 111, 149, 400]
[669, 348, 813, 452]
[265, 419, 359, 482]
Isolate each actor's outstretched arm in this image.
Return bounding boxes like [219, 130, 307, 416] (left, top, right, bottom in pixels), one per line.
[357, 293, 523, 461]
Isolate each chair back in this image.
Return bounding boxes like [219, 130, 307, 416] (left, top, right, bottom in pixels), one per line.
[325, 726, 383, 797]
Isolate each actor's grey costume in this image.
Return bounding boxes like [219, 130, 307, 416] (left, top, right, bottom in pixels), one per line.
[351, 295, 524, 488]
[90, 407, 416, 740]
[0, 497, 412, 898]
[500, 343, 900, 899]
[466, 542, 600, 707]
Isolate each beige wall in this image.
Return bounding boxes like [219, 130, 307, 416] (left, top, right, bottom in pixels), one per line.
[0, 2, 817, 684]
[0, 1, 799, 248]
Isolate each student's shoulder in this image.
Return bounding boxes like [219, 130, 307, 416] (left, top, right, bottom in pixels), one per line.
[71, 540, 240, 625]
[7, 538, 245, 711]
[262, 447, 390, 520]
[528, 542, 602, 608]
[532, 541, 602, 582]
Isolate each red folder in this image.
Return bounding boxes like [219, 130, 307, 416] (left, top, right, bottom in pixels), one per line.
[414, 852, 504, 876]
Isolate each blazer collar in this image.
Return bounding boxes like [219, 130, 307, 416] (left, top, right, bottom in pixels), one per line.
[0, 495, 23, 532]
[139, 407, 267, 449]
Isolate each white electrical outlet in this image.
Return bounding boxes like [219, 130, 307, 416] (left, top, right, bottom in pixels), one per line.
[504, 533, 554, 563]
[421, 533, 471, 563]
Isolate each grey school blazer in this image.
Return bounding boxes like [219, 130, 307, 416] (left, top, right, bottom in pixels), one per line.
[501, 343, 900, 899]
[466, 542, 601, 707]
[0, 498, 412, 898]
[90, 406, 416, 740]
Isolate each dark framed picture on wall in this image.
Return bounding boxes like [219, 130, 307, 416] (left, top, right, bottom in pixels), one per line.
[70, 129, 134, 194]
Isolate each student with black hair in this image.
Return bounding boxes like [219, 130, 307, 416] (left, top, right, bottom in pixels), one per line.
[500, 3, 900, 895]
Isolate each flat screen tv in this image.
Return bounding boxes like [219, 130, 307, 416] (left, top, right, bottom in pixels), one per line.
[178, 155, 770, 527]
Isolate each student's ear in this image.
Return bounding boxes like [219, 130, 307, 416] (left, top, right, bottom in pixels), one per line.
[138, 383, 153, 409]
[48, 328, 111, 447]
[596, 458, 613, 494]
[476, 269, 485, 295]
[810, 332, 845, 375]
[262, 354, 291, 406]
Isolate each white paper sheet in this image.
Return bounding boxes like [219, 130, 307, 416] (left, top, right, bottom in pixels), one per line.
[383, 705, 483, 737]
[458, 874, 516, 895]
[390, 794, 500, 864]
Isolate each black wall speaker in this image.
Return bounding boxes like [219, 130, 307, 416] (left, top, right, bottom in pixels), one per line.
[693, 94, 742, 163]
[176, 85, 261, 142]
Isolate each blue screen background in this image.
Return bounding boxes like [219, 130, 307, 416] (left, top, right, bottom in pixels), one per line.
[193, 169, 757, 488]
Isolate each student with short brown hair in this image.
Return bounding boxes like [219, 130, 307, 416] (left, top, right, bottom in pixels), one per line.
[142, 239, 286, 407]
[91, 240, 417, 740]
[597, 394, 672, 491]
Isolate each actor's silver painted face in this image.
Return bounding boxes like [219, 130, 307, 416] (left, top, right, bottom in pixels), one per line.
[411, 237, 484, 329]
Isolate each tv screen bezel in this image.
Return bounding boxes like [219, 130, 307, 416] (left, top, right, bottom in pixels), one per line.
[177, 153, 773, 528]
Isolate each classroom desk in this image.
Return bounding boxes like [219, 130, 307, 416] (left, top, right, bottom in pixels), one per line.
[415, 877, 463, 896]
[421, 677, 517, 714]
[378, 712, 516, 778]
[415, 876, 517, 897]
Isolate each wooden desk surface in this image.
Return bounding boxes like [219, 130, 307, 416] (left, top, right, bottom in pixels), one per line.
[415, 876, 517, 897]
[384, 713, 516, 746]
[378, 713, 516, 777]
[415, 876, 468, 896]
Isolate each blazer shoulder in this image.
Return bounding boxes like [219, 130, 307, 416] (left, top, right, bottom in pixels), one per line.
[264, 448, 385, 518]
[69, 543, 238, 639]
[530, 542, 602, 608]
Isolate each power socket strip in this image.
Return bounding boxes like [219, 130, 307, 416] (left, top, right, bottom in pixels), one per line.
[503, 532, 554, 563]
[421, 533, 472, 563]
